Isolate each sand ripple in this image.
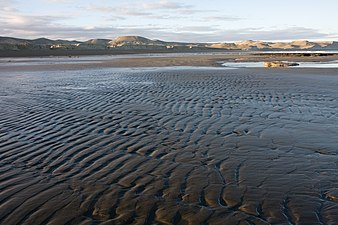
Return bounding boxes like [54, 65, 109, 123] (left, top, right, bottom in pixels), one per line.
[0, 68, 337, 225]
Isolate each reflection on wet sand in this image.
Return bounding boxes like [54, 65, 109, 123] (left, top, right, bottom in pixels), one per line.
[0, 67, 337, 225]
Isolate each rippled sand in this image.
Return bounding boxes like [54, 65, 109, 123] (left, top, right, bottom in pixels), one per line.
[0, 66, 338, 225]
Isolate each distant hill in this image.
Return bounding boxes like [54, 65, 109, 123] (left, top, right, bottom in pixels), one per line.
[0, 37, 81, 50]
[0, 35, 337, 52]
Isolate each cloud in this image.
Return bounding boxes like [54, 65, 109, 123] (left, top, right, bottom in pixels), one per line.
[203, 16, 242, 22]
[45, 0, 72, 2]
[0, 0, 17, 7]
[146, 14, 186, 20]
[83, 1, 193, 18]
[0, 2, 335, 42]
[121, 11, 153, 16]
[84, 5, 114, 13]
[0, 8, 75, 38]
[81, 0, 211, 21]
[142, 0, 190, 10]
[1, 16, 334, 43]
[178, 26, 218, 33]
[83, 4, 154, 17]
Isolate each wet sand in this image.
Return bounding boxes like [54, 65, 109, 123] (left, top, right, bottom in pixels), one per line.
[0, 60, 338, 224]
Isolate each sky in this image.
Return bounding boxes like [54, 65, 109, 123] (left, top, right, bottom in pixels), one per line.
[1, 0, 338, 42]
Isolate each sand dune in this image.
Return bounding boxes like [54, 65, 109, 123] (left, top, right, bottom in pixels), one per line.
[0, 65, 337, 224]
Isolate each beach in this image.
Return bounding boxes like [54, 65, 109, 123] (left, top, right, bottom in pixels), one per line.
[0, 55, 338, 225]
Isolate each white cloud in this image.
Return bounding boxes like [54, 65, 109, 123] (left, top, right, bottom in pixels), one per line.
[143, 0, 189, 10]
[83, 1, 191, 17]
[84, 4, 153, 17]
[85, 5, 113, 13]
[0, 0, 17, 7]
[81, 0, 212, 20]
[0, 15, 333, 42]
[203, 16, 242, 22]
[45, 0, 72, 2]
[178, 26, 218, 33]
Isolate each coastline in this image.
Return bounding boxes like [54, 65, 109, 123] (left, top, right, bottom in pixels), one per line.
[2, 51, 338, 72]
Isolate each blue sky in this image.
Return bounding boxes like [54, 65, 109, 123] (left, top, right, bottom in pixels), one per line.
[1, 0, 338, 42]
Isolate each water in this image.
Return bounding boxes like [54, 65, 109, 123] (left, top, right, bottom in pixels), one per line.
[222, 60, 338, 68]
[222, 62, 265, 68]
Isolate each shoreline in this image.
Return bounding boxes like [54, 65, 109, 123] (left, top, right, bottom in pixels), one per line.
[0, 49, 238, 58]
[2, 52, 338, 72]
